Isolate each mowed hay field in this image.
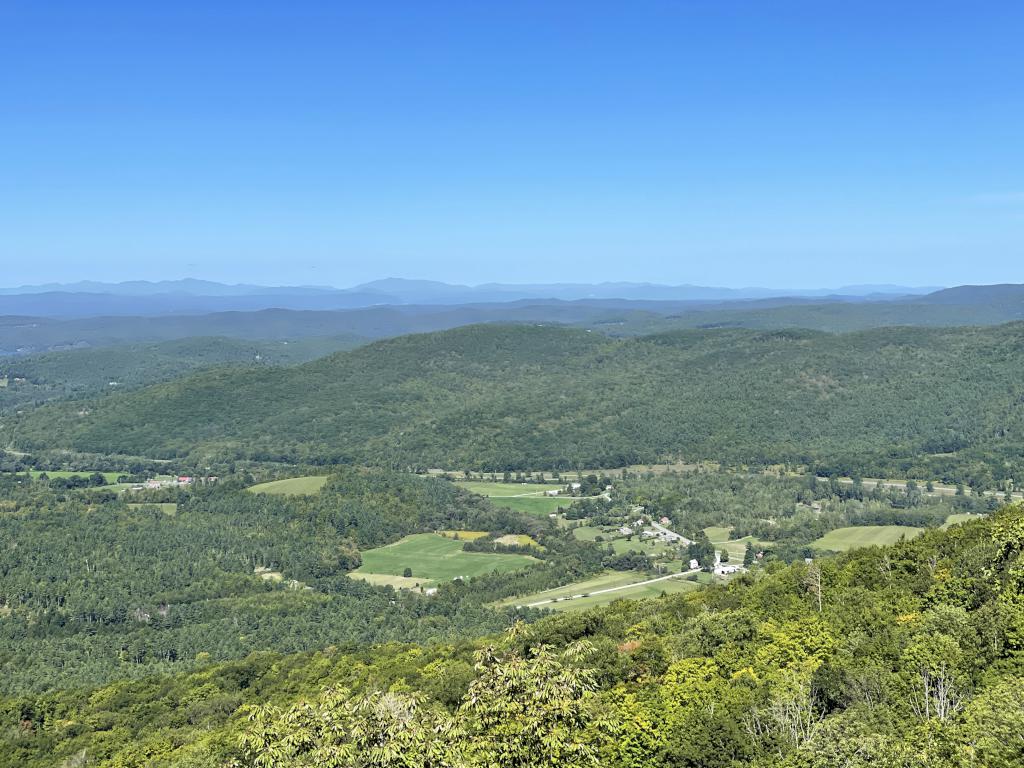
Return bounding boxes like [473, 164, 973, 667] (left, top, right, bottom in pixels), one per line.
[499, 571, 702, 612]
[456, 480, 569, 517]
[247, 475, 330, 495]
[456, 481, 565, 496]
[351, 533, 537, 587]
[493, 570, 649, 608]
[811, 525, 923, 552]
[551, 578, 699, 612]
[942, 512, 985, 529]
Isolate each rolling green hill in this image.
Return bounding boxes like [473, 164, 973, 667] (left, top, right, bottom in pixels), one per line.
[10, 322, 1024, 484]
[0, 335, 363, 413]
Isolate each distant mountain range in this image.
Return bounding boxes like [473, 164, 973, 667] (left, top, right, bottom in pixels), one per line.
[0, 283, 1022, 356]
[0, 278, 943, 318]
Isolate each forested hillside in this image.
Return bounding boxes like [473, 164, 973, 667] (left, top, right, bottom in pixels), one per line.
[0, 335, 362, 412]
[3, 504, 1021, 767]
[0, 469, 600, 695]
[13, 322, 1024, 485]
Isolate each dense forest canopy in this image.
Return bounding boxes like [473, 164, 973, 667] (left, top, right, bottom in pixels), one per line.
[0, 335, 362, 413]
[0, 468, 606, 694]
[10, 322, 1024, 485]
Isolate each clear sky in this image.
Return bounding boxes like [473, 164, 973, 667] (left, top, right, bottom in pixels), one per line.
[1, 1, 1022, 288]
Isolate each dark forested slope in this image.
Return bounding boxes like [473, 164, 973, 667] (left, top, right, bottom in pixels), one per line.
[11, 323, 1024, 484]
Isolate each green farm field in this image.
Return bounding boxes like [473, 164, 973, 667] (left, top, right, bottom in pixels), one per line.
[437, 530, 490, 541]
[247, 475, 330, 495]
[493, 570, 649, 607]
[811, 525, 923, 552]
[350, 573, 425, 590]
[703, 526, 768, 561]
[570, 525, 605, 541]
[455, 480, 569, 516]
[608, 536, 672, 556]
[941, 512, 985, 529]
[552, 578, 699, 611]
[456, 480, 565, 496]
[352, 533, 537, 586]
[127, 503, 178, 515]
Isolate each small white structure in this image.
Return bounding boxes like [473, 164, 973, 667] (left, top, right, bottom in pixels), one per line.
[714, 564, 743, 576]
[545, 489, 560, 496]
[689, 558, 700, 570]
[570, 482, 582, 490]
[619, 526, 634, 536]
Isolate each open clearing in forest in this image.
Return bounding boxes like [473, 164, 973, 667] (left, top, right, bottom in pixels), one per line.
[128, 503, 178, 515]
[811, 525, 923, 552]
[456, 480, 565, 496]
[247, 475, 329, 495]
[495, 569, 703, 611]
[493, 571, 649, 607]
[494, 534, 539, 547]
[942, 512, 985, 529]
[551, 578, 699, 611]
[455, 480, 569, 517]
[703, 526, 769, 561]
[437, 530, 490, 541]
[352, 573, 425, 590]
[352, 533, 537, 587]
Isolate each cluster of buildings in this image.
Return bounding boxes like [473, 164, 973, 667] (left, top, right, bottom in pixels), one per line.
[131, 475, 217, 491]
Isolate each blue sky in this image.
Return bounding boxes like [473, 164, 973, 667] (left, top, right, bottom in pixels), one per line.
[1, 1, 1021, 288]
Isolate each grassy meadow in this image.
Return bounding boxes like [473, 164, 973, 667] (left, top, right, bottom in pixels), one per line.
[351, 533, 537, 587]
[941, 512, 985, 529]
[703, 526, 768, 561]
[811, 525, 924, 552]
[497, 570, 703, 612]
[127, 502, 178, 515]
[455, 479, 569, 517]
[246, 475, 330, 495]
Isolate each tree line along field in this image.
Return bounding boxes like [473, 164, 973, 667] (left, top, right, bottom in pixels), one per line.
[28, 469, 122, 483]
[10, 322, 1024, 488]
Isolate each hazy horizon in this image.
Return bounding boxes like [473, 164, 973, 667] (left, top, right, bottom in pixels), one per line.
[0, 275, 948, 293]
